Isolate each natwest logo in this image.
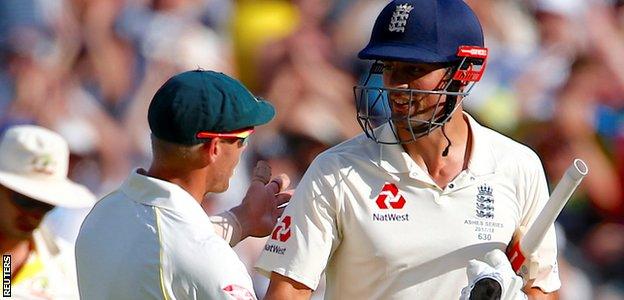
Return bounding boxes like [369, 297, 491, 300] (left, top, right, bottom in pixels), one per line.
[271, 215, 292, 242]
[375, 183, 406, 209]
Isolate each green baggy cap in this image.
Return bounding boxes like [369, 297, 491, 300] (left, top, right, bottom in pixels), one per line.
[148, 70, 275, 145]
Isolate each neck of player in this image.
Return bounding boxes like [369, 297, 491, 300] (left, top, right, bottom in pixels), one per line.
[144, 166, 208, 205]
[401, 110, 472, 188]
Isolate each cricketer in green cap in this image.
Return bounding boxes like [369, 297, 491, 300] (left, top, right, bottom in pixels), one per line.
[76, 69, 292, 299]
[148, 69, 276, 145]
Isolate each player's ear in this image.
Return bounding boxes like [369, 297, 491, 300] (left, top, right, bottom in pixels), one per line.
[201, 138, 220, 165]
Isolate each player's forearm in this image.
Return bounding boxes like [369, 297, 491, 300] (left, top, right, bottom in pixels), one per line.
[263, 286, 311, 300]
[526, 287, 558, 300]
[264, 272, 313, 300]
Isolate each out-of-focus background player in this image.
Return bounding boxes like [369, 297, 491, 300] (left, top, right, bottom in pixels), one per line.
[0, 125, 95, 299]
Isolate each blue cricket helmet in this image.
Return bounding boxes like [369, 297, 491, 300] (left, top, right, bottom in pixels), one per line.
[353, 0, 488, 151]
[358, 0, 484, 64]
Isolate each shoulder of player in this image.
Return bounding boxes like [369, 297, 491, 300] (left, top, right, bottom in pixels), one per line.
[313, 132, 373, 163]
[78, 189, 127, 230]
[295, 134, 372, 185]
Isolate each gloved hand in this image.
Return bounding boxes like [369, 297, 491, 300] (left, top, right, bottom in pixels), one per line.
[459, 249, 527, 300]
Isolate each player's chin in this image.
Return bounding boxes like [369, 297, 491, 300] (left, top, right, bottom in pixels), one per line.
[208, 180, 230, 194]
[217, 182, 230, 193]
[394, 119, 430, 132]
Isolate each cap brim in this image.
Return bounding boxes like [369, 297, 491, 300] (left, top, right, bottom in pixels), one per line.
[0, 171, 96, 208]
[248, 98, 276, 127]
[358, 43, 455, 64]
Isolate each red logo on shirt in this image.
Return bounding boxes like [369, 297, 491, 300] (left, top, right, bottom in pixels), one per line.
[271, 215, 292, 242]
[375, 183, 406, 209]
[223, 284, 254, 300]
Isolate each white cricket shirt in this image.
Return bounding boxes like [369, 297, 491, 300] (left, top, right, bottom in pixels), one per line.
[76, 169, 256, 300]
[256, 113, 560, 299]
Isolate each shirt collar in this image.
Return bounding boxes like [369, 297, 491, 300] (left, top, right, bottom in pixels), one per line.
[464, 113, 497, 176]
[375, 113, 496, 176]
[120, 169, 208, 221]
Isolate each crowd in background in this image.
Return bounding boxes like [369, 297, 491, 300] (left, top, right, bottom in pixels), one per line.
[0, 0, 622, 299]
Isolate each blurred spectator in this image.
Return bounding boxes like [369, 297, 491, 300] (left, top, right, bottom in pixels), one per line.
[120, 0, 236, 164]
[255, 0, 360, 149]
[231, 0, 299, 92]
[515, 0, 588, 122]
[464, 0, 538, 131]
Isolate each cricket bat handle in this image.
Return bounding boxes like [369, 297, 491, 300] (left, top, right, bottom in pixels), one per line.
[507, 159, 588, 274]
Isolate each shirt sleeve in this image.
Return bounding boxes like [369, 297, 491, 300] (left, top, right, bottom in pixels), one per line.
[209, 211, 242, 247]
[517, 152, 561, 292]
[255, 155, 341, 290]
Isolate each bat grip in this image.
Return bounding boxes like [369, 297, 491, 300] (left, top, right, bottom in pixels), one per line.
[507, 241, 525, 273]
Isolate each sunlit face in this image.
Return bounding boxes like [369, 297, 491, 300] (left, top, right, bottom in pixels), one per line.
[382, 61, 452, 137]
[0, 186, 54, 240]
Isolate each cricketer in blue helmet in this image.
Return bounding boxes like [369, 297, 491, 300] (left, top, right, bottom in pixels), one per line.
[255, 1, 560, 299]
